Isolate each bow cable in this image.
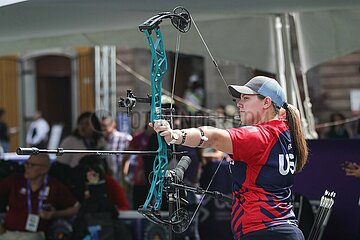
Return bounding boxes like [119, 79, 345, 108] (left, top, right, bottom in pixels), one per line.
[170, 32, 183, 220]
[190, 15, 229, 88]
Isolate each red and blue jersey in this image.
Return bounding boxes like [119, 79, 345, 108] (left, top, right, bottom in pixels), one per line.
[226, 119, 298, 239]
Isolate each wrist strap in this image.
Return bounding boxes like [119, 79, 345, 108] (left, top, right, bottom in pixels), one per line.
[180, 130, 187, 144]
[197, 128, 208, 147]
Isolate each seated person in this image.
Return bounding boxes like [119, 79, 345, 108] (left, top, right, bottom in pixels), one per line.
[0, 155, 80, 240]
[70, 155, 131, 240]
[57, 112, 105, 168]
[78, 155, 130, 210]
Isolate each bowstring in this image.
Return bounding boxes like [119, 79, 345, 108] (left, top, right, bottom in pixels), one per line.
[190, 15, 229, 88]
[170, 32, 182, 213]
[184, 157, 225, 232]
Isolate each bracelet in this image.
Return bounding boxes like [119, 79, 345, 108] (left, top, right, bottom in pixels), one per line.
[197, 128, 208, 147]
[180, 130, 187, 144]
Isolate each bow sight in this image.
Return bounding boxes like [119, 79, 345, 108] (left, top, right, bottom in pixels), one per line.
[119, 90, 151, 115]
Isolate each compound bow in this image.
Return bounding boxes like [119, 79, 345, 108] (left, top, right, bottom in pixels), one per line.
[119, 6, 192, 230]
[120, 6, 234, 235]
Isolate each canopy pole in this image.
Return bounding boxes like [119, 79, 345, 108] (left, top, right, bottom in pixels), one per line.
[281, 14, 299, 109]
[274, 15, 287, 98]
[292, 13, 319, 139]
[274, 14, 318, 139]
[282, 13, 311, 139]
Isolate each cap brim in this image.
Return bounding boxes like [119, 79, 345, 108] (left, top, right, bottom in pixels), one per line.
[228, 85, 257, 98]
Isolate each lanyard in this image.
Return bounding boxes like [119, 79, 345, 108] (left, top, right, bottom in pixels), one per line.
[27, 175, 48, 214]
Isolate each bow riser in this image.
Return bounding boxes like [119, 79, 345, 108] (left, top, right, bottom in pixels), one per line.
[142, 27, 169, 211]
[146, 28, 167, 123]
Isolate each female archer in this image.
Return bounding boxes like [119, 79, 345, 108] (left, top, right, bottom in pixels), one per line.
[150, 76, 308, 240]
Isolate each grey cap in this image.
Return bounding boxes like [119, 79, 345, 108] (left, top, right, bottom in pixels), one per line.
[228, 76, 287, 108]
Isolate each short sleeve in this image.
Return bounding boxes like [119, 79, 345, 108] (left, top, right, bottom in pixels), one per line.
[52, 180, 78, 209]
[105, 176, 130, 210]
[129, 134, 140, 149]
[226, 126, 271, 164]
[0, 174, 16, 197]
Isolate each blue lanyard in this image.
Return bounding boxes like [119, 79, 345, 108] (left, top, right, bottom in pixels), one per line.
[27, 176, 48, 214]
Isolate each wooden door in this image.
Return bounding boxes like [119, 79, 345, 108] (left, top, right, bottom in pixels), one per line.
[36, 56, 72, 138]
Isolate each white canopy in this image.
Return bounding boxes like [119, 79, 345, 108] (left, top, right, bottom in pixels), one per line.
[295, 10, 360, 72]
[0, 0, 360, 73]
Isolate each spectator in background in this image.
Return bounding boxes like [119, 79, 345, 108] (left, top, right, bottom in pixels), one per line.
[176, 116, 203, 193]
[214, 104, 226, 129]
[343, 161, 360, 179]
[183, 74, 205, 113]
[71, 155, 131, 240]
[323, 112, 352, 139]
[78, 155, 130, 210]
[225, 104, 239, 128]
[122, 126, 151, 209]
[26, 111, 50, 148]
[0, 155, 79, 240]
[57, 112, 105, 168]
[199, 147, 232, 240]
[0, 109, 9, 153]
[215, 104, 237, 129]
[101, 116, 132, 183]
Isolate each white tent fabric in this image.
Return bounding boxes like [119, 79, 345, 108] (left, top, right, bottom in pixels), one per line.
[295, 10, 360, 72]
[0, 0, 27, 7]
[0, 0, 360, 73]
